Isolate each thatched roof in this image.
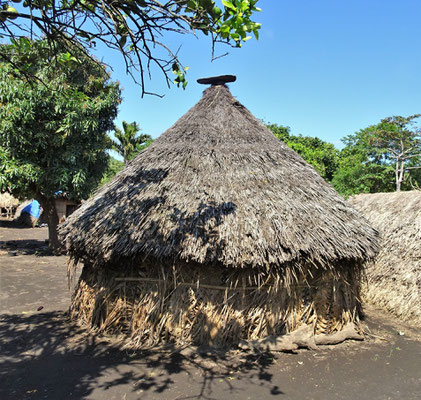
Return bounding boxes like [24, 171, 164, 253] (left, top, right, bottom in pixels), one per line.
[60, 83, 378, 269]
[0, 192, 19, 208]
[349, 191, 421, 325]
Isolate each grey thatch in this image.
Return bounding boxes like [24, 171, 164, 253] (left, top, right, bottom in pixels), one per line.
[60, 83, 379, 348]
[349, 191, 421, 326]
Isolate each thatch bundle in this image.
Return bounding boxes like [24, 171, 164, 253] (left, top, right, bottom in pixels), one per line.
[0, 192, 19, 217]
[0, 192, 18, 208]
[60, 78, 378, 348]
[349, 191, 421, 326]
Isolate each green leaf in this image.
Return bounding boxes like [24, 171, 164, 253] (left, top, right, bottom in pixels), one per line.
[222, 0, 236, 11]
[212, 6, 222, 18]
[186, 0, 197, 10]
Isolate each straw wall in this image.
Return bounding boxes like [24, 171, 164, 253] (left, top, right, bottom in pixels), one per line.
[349, 191, 421, 326]
[69, 260, 363, 348]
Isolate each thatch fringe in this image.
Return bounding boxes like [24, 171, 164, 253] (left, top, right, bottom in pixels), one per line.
[349, 191, 421, 326]
[69, 261, 363, 349]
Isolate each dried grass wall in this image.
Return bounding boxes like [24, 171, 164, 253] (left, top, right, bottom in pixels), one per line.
[349, 191, 421, 326]
[69, 260, 363, 348]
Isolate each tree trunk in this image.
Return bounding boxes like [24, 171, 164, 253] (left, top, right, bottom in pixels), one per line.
[395, 159, 406, 192]
[36, 195, 61, 253]
[396, 159, 403, 192]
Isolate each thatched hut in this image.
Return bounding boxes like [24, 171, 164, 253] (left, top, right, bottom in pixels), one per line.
[0, 192, 19, 218]
[349, 191, 421, 327]
[60, 76, 378, 348]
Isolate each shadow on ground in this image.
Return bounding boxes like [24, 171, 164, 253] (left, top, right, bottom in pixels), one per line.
[0, 220, 31, 229]
[0, 221, 52, 256]
[0, 312, 281, 400]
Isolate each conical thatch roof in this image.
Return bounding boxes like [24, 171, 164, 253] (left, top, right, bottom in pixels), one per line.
[60, 83, 378, 269]
[349, 191, 421, 326]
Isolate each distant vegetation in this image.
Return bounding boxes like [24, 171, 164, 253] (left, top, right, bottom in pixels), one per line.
[99, 157, 125, 188]
[99, 127, 154, 188]
[98, 121, 154, 188]
[267, 115, 421, 197]
[267, 124, 339, 182]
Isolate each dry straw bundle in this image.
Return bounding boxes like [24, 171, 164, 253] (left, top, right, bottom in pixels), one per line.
[350, 191, 421, 326]
[0, 192, 19, 217]
[0, 192, 18, 208]
[60, 77, 378, 349]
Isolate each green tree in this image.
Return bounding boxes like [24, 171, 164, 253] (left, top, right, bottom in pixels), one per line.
[112, 121, 152, 163]
[267, 123, 339, 182]
[0, 0, 261, 96]
[332, 143, 394, 198]
[369, 115, 421, 191]
[332, 117, 421, 196]
[99, 157, 125, 187]
[0, 38, 121, 251]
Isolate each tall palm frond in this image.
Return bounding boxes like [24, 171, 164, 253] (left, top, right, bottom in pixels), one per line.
[112, 121, 152, 163]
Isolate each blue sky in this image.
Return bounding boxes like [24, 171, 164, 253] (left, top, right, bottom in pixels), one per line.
[19, 1, 421, 148]
[103, 0, 421, 148]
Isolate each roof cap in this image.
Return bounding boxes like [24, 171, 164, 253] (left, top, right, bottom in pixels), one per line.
[197, 75, 236, 85]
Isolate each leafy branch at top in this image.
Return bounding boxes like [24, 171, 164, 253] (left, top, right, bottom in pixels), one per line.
[0, 0, 261, 96]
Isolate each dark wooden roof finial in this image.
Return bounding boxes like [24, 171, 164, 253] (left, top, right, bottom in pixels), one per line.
[197, 75, 236, 86]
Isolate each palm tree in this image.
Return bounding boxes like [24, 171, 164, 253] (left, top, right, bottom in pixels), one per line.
[111, 121, 152, 163]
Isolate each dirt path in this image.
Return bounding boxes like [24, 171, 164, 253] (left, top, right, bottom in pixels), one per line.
[1, 224, 420, 400]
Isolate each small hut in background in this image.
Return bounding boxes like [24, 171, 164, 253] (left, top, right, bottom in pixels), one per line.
[37, 193, 80, 225]
[51, 193, 80, 223]
[60, 76, 378, 348]
[0, 192, 19, 218]
[55, 198, 79, 222]
[349, 191, 421, 327]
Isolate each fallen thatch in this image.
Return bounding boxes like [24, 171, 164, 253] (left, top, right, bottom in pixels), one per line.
[349, 191, 421, 326]
[60, 79, 379, 348]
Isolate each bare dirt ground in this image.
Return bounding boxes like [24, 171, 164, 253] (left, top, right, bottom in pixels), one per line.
[1, 221, 420, 400]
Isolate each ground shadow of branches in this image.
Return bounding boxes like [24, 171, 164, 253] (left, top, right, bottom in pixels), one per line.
[0, 312, 284, 400]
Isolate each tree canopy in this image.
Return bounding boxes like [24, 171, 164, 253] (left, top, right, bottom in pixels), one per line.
[267, 119, 421, 197]
[0, 0, 261, 96]
[267, 123, 339, 182]
[0, 38, 121, 249]
[331, 128, 394, 197]
[369, 115, 421, 191]
[332, 117, 421, 196]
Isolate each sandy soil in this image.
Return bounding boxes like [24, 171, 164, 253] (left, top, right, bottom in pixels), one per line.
[1, 222, 420, 400]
